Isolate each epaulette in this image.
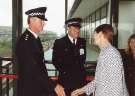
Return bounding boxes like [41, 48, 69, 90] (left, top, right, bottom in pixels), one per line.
[23, 34, 29, 41]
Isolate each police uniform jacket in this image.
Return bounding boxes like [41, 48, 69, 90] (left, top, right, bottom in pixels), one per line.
[52, 35, 87, 93]
[16, 29, 56, 96]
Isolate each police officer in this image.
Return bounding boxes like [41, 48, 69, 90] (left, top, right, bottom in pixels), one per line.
[16, 7, 65, 96]
[52, 17, 87, 96]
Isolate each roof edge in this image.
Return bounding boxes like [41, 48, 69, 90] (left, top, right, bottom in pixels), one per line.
[68, 0, 82, 19]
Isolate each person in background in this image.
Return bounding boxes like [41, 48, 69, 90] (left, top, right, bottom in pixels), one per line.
[123, 34, 135, 96]
[71, 24, 129, 96]
[16, 7, 65, 96]
[52, 17, 87, 96]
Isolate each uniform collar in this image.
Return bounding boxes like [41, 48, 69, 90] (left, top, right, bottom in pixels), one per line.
[68, 34, 77, 44]
[27, 28, 38, 39]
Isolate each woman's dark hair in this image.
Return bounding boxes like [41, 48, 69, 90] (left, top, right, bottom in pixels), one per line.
[126, 34, 135, 54]
[95, 24, 114, 42]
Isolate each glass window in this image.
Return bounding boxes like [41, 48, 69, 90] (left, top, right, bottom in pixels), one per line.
[101, 18, 107, 24]
[92, 13, 95, 23]
[96, 11, 100, 21]
[101, 5, 107, 19]
[0, 0, 12, 57]
[80, 26, 85, 37]
[118, 0, 135, 49]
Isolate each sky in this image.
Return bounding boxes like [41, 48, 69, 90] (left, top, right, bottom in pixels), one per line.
[23, 0, 65, 36]
[0, 0, 75, 36]
[0, 0, 12, 26]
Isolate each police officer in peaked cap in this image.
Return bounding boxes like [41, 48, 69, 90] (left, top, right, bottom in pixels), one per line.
[53, 17, 87, 96]
[16, 7, 65, 96]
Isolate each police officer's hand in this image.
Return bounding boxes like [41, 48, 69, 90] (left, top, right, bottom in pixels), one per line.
[55, 84, 66, 96]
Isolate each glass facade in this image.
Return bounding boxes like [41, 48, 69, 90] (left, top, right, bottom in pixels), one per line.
[118, 0, 135, 49]
[80, 3, 108, 61]
[81, 3, 108, 42]
[0, 0, 12, 57]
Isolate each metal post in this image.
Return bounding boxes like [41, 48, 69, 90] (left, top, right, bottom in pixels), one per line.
[6, 65, 9, 96]
[65, 0, 68, 34]
[110, 0, 119, 48]
[65, 0, 68, 21]
[12, 0, 22, 96]
[0, 58, 2, 96]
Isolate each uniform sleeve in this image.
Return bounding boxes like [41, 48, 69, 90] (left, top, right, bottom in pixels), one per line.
[20, 42, 42, 76]
[52, 39, 66, 74]
[16, 40, 38, 78]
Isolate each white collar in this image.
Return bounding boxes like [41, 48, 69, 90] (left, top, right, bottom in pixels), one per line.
[68, 34, 77, 44]
[27, 28, 38, 39]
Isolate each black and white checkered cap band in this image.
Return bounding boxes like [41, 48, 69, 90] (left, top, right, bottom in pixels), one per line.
[68, 21, 80, 25]
[29, 12, 44, 16]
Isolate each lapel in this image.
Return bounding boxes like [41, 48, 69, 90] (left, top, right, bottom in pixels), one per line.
[64, 35, 80, 55]
[64, 35, 80, 46]
[36, 37, 43, 50]
[25, 29, 37, 41]
[65, 35, 73, 46]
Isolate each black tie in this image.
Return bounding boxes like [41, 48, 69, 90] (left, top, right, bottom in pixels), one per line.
[37, 37, 41, 44]
[73, 39, 76, 46]
[37, 37, 43, 49]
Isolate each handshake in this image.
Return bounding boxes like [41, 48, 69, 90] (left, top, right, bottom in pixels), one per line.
[55, 84, 66, 96]
[71, 87, 85, 96]
[55, 84, 85, 96]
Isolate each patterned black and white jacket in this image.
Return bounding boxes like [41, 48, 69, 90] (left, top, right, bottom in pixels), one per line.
[82, 42, 129, 96]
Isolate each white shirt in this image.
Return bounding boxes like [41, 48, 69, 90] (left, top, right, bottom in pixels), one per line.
[27, 28, 38, 39]
[68, 34, 77, 44]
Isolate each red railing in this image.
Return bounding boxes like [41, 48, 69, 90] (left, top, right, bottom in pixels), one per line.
[0, 57, 96, 96]
[0, 74, 94, 80]
[0, 74, 18, 79]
